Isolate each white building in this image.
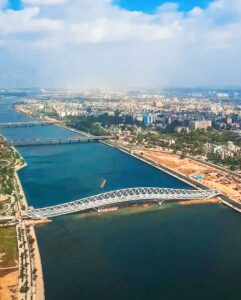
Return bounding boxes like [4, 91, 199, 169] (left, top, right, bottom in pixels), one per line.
[190, 120, 212, 130]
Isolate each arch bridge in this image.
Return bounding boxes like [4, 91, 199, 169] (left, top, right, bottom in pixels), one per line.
[22, 187, 219, 220]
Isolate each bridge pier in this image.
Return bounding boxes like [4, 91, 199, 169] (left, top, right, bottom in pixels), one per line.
[22, 188, 219, 219]
[94, 206, 106, 213]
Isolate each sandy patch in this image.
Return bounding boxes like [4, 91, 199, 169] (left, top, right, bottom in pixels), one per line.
[0, 195, 8, 202]
[0, 270, 18, 300]
[179, 198, 220, 205]
[142, 151, 241, 202]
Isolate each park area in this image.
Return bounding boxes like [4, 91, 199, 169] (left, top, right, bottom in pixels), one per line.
[0, 227, 18, 300]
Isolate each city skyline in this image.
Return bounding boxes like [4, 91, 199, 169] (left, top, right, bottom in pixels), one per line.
[1, 0, 241, 89]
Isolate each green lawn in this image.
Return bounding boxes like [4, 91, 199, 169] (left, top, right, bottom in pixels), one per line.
[0, 227, 18, 268]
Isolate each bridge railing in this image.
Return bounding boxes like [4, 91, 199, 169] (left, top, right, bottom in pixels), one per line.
[22, 187, 219, 219]
[0, 121, 64, 128]
[0, 136, 111, 147]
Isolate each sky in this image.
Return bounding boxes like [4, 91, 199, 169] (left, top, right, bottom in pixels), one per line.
[0, 0, 241, 89]
[115, 0, 212, 13]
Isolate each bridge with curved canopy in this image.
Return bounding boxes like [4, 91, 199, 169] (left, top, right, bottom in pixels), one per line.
[22, 187, 219, 220]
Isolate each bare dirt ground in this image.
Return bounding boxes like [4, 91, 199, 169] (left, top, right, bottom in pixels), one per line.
[0, 269, 18, 300]
[142, 151, 241, 202]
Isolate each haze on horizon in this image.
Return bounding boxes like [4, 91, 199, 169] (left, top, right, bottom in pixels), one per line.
[0, 0, 241, 89]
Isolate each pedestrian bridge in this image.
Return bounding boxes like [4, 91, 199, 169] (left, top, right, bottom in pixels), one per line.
[22, 187, 219, 220]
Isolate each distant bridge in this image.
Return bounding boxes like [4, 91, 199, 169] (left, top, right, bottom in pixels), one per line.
[0, 136, 110, 147]
[0, 121, 64, 128]
[22, 187, 219, 219]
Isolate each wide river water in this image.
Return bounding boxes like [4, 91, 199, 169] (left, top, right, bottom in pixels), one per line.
[1, 97, 241, 300]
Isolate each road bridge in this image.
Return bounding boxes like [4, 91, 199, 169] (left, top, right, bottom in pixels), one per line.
[22, 187, 219, 219]
[0, 136, 110, 147]
[0, 121, 64, 128]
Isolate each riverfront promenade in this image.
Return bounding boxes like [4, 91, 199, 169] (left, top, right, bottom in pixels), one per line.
[103, 140, 241, 213]
[0, 141, 45, 300]
[15, 160, 45, 300]
[8, 109, 240, 214]
[6, 103, 241, 300]
[7, 108, 241, 216]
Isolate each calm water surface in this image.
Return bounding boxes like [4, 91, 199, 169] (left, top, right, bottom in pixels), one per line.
[1, 97, 241, 300]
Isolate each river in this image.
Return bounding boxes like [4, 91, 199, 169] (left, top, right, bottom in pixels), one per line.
[1, 97, 241, 300]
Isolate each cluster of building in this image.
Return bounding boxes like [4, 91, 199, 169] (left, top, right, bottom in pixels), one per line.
[204, 141, 241, 159]
[17, 93, 241, 133]
[12, 88, 241, 170]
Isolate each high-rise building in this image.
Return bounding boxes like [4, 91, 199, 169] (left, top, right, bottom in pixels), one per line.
[143, 113, 154, 125]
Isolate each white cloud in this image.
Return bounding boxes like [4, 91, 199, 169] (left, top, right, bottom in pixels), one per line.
[23, 0, 68, 5]
[0, 0, 241, 88]
[71, 18, 181, 43]
[0, 7, 63, 34]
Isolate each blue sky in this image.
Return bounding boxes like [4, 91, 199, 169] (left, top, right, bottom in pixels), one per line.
[8, 0, 22, 10]
[115, 0, 212, 13]
[8, 0, 212, 12]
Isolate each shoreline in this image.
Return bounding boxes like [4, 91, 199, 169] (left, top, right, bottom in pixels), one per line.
[11, 107, 241, 213]
[12, 108, 206, 191]
[13, 148, 45, 300]
[7, 107, 239, 299]
[102, 141, 241, 214]
[10, 107, 220, 194]
[101, 140, 205, 190]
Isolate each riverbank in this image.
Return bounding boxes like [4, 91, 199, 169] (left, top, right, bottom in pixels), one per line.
[140, 150, 241, 200]
[14, 149, 45, 300]
[101, 140, 241, 214]
[8, 102, 241, 300]
[179, 197, 220, 205]
[28, 224, 45, 300]
[14, 106, 33, 117]
[135, 149, 241, 213]
[14, 106, 96, 139]
[0, 139, 45, 300]
[13, 106, 240, 207]
[103, 140, 205, 190]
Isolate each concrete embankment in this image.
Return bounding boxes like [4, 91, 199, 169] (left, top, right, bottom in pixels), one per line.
[102, 141, 241, 214]
[55, 123, 92, 137]
[28, 225, 45, 300]
[102, 141, 206, 190]
[37, 121, 241, 215]
[12, 107, 241, 215]
[220, 194, 241, 214]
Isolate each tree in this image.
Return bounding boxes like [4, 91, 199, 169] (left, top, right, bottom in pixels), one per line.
[19, 285, 29, 293]
[180, 152, 186, 159]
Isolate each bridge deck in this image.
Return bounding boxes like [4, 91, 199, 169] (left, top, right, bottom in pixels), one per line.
[0, 136, 110, 147]
[22, 187, 219, 219]
[0, 121, 64, 128]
